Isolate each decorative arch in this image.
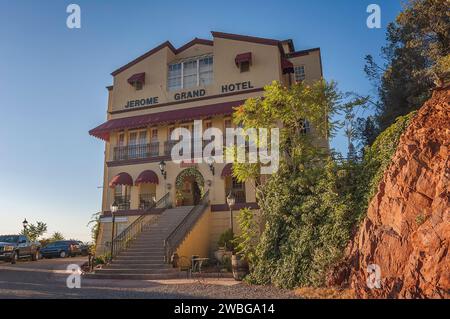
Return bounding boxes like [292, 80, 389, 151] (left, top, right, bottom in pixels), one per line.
[175, 167, 205, 191]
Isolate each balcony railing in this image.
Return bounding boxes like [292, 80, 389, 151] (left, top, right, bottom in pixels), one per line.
[225, 188, 246, 203]
[114, 195, 131, 210]
[139, 193, 156, 210]
[110, 138, 255, 162]
[112, 142, 159, 161]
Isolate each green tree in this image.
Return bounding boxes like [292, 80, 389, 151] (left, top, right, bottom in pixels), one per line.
[230, 81, 367, 287]
[365, 0, 449, 133]
[49, 232, 65, 242]
[21, 221, 47, 242]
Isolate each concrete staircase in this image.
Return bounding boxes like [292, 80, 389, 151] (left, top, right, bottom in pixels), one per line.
[89, 206, 194, 280]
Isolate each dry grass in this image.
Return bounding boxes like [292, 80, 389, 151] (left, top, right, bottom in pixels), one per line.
[295, 287, 355, 299]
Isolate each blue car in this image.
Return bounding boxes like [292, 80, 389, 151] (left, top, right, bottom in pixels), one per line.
[40, 241, 81, 258]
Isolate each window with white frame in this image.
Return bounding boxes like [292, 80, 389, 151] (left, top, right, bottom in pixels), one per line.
[168, 55, 213, 91]
[294, 65, 306, 82]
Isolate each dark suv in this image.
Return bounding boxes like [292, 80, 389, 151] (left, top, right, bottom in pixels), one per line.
[0, 235, 40, 264]
[40, 241, 81, 258]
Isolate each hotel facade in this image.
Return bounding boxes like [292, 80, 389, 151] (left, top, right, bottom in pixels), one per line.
[89, 32, 323, 263]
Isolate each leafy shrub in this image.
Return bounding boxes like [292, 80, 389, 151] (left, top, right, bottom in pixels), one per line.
[218, 229, 235, 251]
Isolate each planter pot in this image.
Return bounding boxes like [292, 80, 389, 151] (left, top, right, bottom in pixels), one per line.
[231, 254, 249, 281]
[214, 248, 226, 261]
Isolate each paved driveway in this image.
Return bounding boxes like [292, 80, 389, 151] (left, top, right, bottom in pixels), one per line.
[0, 258, 297, 299]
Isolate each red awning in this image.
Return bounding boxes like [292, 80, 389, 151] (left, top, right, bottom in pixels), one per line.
[282, 59, 294, 74]
[221, 163, 233, 177]
[235, 52, 252, 66]
[135, 170, 159, 185]
[109, 172, 133, 188]
[89, 100, 245, 141]
[127, 72, 145, 85]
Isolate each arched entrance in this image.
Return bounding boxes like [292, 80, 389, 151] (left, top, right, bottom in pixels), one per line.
[175, 168, 205, 206]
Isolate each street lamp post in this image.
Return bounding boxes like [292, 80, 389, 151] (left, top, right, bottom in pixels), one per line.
[226, 192, 236, 235]
[22, 218, 28, 230]
[110, 201, 118, 261]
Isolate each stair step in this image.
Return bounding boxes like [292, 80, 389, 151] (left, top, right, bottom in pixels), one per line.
[97, 268, 176, 275]
[108, 263, 168, 269]
[84, 273, 185, 280]
[112, 258, 166, 263]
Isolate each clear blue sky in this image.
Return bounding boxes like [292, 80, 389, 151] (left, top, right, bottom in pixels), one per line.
[0, 0, 402, 241]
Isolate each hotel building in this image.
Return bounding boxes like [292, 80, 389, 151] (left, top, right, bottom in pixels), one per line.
[89, 32, 323, 272]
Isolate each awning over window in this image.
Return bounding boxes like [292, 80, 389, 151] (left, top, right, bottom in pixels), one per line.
[221, 163, 233, 177]
[281, 59, 294, 74]
[109, 172, 133, 188]
[89, 100, 245, 141]
[135, 170, 159, 185]
[127, 72, 145, 85]
[235, 52, 252, 66]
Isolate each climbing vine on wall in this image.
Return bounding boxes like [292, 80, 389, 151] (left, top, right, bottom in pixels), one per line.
[175, 167, 205, 194]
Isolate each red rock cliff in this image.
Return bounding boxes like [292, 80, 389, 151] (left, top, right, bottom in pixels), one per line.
[340, 87, 449, 298]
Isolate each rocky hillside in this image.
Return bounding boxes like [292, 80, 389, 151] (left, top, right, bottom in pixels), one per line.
[331, 86, 449, 298]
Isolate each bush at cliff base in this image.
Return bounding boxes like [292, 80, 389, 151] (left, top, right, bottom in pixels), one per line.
[246, 111, 416, 288]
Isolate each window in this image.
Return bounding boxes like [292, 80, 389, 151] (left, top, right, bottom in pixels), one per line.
[138, 131, 147, 145]
[168, 55, 213, 91]
[199, 56, 213, 85]
[151, 129, 158, 142]
[224, 119, 232, 129]
[299, 119, 311, 134]
[294, 65, 306, 82]
[240, 61, 250, 73]
[134, 81, 143, 90]
[117, 133, 125, 147]
[168, 63, 182, 91]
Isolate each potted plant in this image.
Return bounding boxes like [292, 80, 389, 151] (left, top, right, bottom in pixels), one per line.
[216, 229, 234, 261]
[231, 254, 249, 281]
[175, 190, 184, 206]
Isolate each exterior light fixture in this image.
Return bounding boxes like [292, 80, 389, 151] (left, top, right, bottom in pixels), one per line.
[206, 156, 215, 175]
[110, 201, 119, 261]
[159, 160, 167, 179]
[22, 218, 28, 230]
[226, 191, 236, 235]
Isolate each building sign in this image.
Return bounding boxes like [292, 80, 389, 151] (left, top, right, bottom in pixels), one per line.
[122, 81, 254, 109]
[124, 96, 159, 109]
[221, 81, 254, 93]
[174, 89, 206, 101]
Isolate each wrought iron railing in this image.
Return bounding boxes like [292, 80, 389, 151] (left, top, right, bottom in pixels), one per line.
[139, 193, 156, 210]
[110, 192, 171, 260]
[225, 188, 246, 203]
[114, 195, 131, 210]
[164, 190, 210, 263]
[113, 142, 159, 161]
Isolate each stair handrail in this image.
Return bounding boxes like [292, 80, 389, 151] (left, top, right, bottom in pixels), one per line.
[164, 190, 210, 263]
[110, 192, 171, 260]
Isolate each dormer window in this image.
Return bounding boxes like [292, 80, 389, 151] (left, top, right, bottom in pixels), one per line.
[235, 52, 252, 73]
[168, 55, 213, 91]
[127, 72, 145, 90]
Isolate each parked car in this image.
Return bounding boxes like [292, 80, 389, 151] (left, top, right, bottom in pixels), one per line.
[0, 235, 40, 264]
[40, 240, 81, 258]
[75, 241, 89, 256]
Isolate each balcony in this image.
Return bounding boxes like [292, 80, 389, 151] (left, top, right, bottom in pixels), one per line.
[139, 193, 156, 210]
[112, 142, 159, 161]
[226, 188, 246, 204]
[114, 195, 131, 210]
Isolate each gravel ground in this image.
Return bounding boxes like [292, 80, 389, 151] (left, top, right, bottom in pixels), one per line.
[0, 258, 297, 299]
